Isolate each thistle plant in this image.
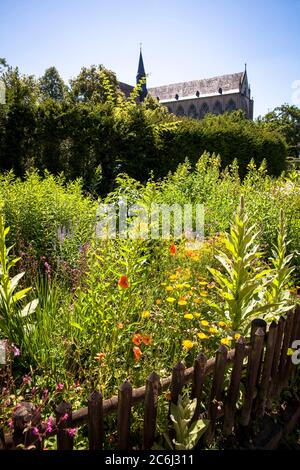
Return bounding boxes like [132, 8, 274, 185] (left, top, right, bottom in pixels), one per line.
[0, 214, 38, 344]
[205, 196, 272, 332]
[153, 395, 208, 450]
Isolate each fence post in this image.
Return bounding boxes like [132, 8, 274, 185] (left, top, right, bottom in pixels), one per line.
[204, 345, 227, 445]
[143, 372, 161, 450]
[88, 389, 103, 450]
[277, 310, 294, 394]
[284, 306, 300, 385]
[170, 361, 185, 406]
[240, 327, 265, 426]
[223, 336, 246, 436]
[256, 321, 278, 418]
[191, 353, 207, 423]
[13, 402, 42, 450]
[56, 401, 73, 450]
[117, 380, 132, 450]
[269, 316, 285, 398]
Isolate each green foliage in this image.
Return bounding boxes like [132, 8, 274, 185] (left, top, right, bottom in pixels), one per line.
[0, 214, 38, 344]
[39, 67, 66, 101]
[153, 395, 208, 450]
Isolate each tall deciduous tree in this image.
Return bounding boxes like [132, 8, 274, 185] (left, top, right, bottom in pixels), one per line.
[261, 104, 300, 159]
[39, 66, 66, 101]
[69, 65, 119, 103]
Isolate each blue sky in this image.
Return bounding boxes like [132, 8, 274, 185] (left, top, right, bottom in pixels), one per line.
[1, 0, 300, 117]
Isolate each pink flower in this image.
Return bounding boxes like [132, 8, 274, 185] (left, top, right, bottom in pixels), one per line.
[8, 419, 13, 429]
[56, 383, 64, 392]
[60, 413, 69, 423]
[31, 386, 37, 396]
[67, 428, 77, 437]
[46, 416, 54, 433]
[32, 427, 39, 436]
[42, 389, 49, 400]
[22, 374, 31, 385]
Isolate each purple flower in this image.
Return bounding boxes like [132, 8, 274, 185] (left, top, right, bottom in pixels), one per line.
[67, 428, 77, 437]
[12, 345, 20, 357]
[56, 383, 64, 392]
[32, 427, 40, 436]
[60, 413, 68, 423]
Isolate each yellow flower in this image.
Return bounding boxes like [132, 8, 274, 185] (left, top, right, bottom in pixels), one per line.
[142, 310, 150, 318]
[184, 313, 194, 320]
[199, 281, 208, 286]
[176, 283, 184, 289]
[198, 332, 208, 340]
[287, 348, 294, 356]
[194, 313, 201, 318]
[200, 291, 208, 297]
[234, 333, 241, 340]
[221, 337, 232, 346]
[184, 284, 191, 289]
[191, 256, 199, 261]
[166, 297, 176, 303]
[182, 340, 194, 350]
[188, 290, 194, 296]
[218, 321, 226, 327]
[169, 274, 177, 281]
[209, 327, 218, 334]
[178, 300, 187, 306]
[194, 298, 201, 304]
[156, 299, 161, 305]
[207, 283, 215, 289]
[201, 320, 209, 327]
[161, 282, 167, 287]
[165, 285, 173, 291]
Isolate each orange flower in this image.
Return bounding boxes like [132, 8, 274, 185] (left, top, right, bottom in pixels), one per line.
[133, 346, 142, 362]
[185, 250, 194, 257]
[95, 352, 106, 362]
[118, 275, 129, 288]
[170, 244, 177, 255]
[117, 322, 124, 329]
[142, 335, 151, 345]
[132, 334, 142, 346]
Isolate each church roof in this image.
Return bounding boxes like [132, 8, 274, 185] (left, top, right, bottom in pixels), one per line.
[148, 71, 245, 101]
[119, 81, 134, 97]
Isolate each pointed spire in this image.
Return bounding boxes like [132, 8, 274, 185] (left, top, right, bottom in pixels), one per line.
[136, 45, 147, 101]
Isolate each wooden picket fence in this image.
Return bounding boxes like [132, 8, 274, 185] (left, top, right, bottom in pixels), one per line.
[1, 306, 300, 450]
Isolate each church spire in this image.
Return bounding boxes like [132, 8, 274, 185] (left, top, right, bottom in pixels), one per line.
[136, 45, 147, 101]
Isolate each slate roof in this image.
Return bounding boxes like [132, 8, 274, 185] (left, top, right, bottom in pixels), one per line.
[119, 81, 134, 97]
[148, 71, 245, 101]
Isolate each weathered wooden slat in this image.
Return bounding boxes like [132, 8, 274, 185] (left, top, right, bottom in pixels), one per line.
[191, 353, 207, 423]
[256, 321, 278, 418]
[223, 336, 246, 436]
[170, 361, 185, 405]
[204, 345, 228, 445]
[13, 402, 42, 450]
[283, 307, 300, 386]
[117, 380, 132, 450]
[277, 310, 294, 393]
[269, 316, 285, 397]
[240, 327, 265, 426]
[88, 389, 103, 450]
[56, 401, 73, 450]
[143, 372, 160, 450]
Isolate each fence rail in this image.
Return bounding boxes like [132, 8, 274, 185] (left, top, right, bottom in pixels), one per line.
[1, 305, 300, 450]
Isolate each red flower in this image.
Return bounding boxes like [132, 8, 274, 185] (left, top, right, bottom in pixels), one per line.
[132, 334, 142, 346]
[142, 335, 151, 346]
[170, 244, 177, 255]
[118, 275, 129, 288]
[133, 346, 142, 362]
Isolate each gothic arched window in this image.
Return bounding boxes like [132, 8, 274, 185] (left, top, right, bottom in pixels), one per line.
[199, 102, 209, 119]
[213, 101, 222, 115]
[225, 99, 236, 112]
[176, 105, 185, 116]
[188, 104, 197, 119]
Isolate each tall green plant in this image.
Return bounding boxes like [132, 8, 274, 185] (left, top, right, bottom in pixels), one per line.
[205, 196, 272, 332]
[0, 215, 38, 344]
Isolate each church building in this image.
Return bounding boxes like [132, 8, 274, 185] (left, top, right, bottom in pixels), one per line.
[120, 50, 254, 120]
